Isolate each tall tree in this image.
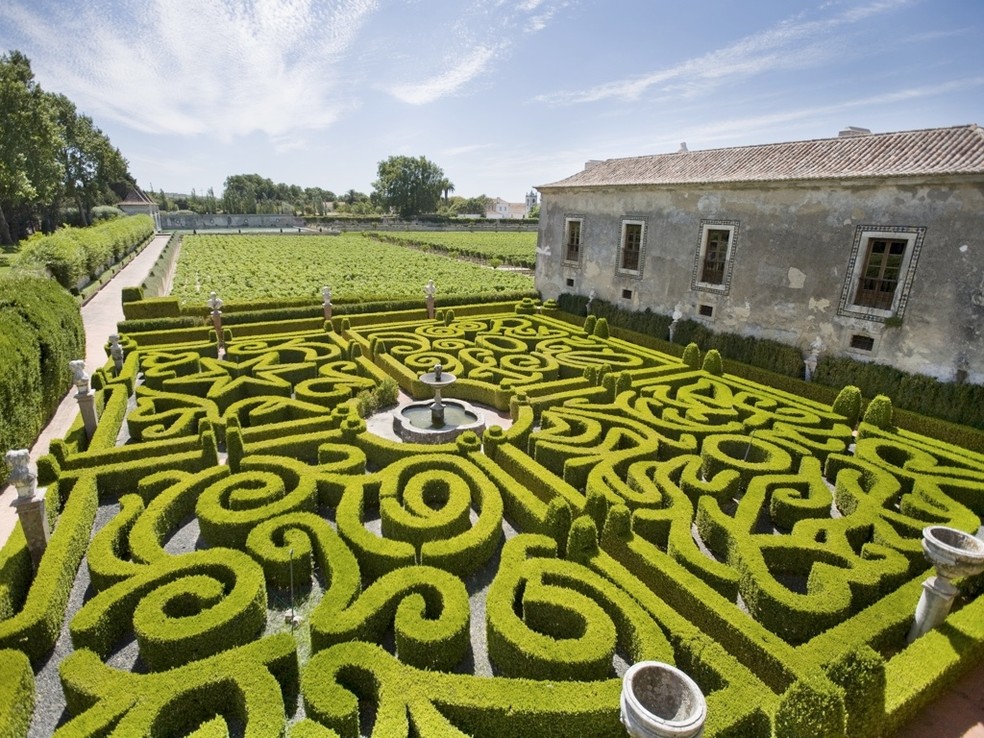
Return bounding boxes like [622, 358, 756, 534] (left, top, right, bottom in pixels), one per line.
[0, 51, 64, 244]
[48, 92, 132, 226]
[371, 155, 446, 219]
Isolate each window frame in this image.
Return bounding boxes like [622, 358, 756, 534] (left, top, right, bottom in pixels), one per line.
[691, 220, 739, 294]
[617, 218, 646, 276]
[563, 217, 583, 265]
[838, 225, 925, 322]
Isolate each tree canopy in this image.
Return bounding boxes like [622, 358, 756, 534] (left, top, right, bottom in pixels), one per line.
[0, 50, 134, 245]
[371, 155, 449, 219]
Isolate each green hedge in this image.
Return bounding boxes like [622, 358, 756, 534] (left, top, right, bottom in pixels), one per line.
[0, 275, 85, 478]
[0, 648, 33, 738]
[556, 296, 984, 440]
[16, 215, 154, 291]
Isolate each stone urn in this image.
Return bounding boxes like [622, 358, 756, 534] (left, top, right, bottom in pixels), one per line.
[907, 525, 984, 642]
[620, 661, 707, 738]
[922, 525, 984, 579]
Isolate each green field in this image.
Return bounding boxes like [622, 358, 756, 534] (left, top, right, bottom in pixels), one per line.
[170, 233, 535, 303]
[371, 230, 538, 268]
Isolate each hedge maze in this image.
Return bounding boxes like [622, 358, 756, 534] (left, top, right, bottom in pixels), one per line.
[2, 301, 983, 737]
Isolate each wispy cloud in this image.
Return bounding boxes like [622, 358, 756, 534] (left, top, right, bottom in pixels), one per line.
[380, 45, 499, 105]
[0, 0, 569, 142]
[0, 0, 378, 142]
[536, 0, 914, 106]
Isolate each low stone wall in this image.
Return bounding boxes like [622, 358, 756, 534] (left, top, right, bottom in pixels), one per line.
[159, 214, 305, 230]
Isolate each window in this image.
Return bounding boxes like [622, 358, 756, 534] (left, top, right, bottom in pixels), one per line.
[619, 220, 645, 274]
[692, 221, 738, 294]
[621, 288, 633, 299]
[698, 304, 714, 317]
[565, 278, 574, 287]
[564, 218, 582, 263]
[701, 229, 731, 284]
[838, 226, 925, 321]
[850, 334, 875, 351]
[853, 238, 906, 309]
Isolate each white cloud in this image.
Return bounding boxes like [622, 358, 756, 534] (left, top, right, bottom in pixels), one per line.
[536, 0, 914, 106]
[380, 45, 499, 105]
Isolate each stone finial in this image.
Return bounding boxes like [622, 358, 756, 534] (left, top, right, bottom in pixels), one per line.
[322, 286, 332, 304]
[207, 291, 223, 313]
[433, 363, 443, 381]
[424, 280, 437, 298]
[69, 360, 90, 394]
[5, 449, 36, 499]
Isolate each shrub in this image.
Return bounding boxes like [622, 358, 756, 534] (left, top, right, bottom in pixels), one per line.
[832, 385, 863, 427]
[702, 348, 724, 375]
[682, 342, 701, 370]
[863, 394, 894, 429]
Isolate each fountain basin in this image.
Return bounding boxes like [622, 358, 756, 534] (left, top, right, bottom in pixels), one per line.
[393, 399, 486, 444]
[922, 525, 984, 579]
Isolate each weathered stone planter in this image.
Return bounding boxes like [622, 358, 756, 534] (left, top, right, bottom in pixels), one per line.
[907, 525, 984, 642]
[620, 661, 707, 738]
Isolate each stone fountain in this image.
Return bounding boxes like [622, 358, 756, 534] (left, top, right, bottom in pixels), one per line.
[392, 363, 486, 444]
[907, 525, 984, 642]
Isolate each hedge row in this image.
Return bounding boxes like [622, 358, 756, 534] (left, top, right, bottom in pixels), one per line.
[57, 634, 297, 737]
[16, 215, 154, 291]
[0, 274, 85, 479]
[556, 294, 984, 433]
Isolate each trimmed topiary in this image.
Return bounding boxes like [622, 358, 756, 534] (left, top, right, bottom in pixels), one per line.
[682, 342, 701, 369]
[862, 394, 894, 429]
[832, 385, 863, 427]
[702, 348, 724, 375]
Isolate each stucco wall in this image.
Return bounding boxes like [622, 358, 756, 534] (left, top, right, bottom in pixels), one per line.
[535, 178, 984, 383]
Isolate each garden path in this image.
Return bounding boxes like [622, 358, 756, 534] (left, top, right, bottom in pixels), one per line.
[0, 230, 981, 737]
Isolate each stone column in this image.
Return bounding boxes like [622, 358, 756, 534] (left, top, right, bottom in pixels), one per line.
[109, 333, 124, 373]
[208, 291, 225, 353]
[70, 360, 98, 440]
[322, 286, 333, 320]
[5, 449, 49, 568]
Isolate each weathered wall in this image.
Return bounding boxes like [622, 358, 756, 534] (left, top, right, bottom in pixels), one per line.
[535, 178, 984, 383]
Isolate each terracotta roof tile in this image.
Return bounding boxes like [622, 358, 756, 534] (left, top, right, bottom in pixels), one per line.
[538, 125, 984, 189]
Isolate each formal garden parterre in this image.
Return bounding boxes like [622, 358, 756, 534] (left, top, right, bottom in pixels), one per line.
[1, 293, 983, 737]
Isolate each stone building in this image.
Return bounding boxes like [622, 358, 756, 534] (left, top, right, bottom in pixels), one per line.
[117, 186, 161, 231]
[534, 125, 984, 384]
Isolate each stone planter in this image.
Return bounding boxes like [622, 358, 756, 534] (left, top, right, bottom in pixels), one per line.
[620, 661, 707, 738]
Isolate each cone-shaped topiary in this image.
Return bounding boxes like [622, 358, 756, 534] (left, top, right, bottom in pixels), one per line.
[682, 342, 701, 370]
[702, 348, 724, 375]
[593, 317, 610, 339]
[863, 394, 894, 429]
[832, 385, 863, 427]
[583, 315, 597, 334]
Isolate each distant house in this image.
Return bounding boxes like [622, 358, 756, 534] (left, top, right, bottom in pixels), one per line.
[117, 187, 161, 231]
[535, 125, 984, 383]
[486, 191, 539, 219]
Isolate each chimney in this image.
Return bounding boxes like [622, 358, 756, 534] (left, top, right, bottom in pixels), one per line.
[838, 126, 871, 138]
[584, 160, 603, 170]
[677, 142, 688, 153]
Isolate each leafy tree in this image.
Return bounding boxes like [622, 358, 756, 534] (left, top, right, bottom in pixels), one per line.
[0, 51, 64, 244]
[450, 194, 492, 217]
[47, 93, 132, 226]
[371, 155, 447, 219]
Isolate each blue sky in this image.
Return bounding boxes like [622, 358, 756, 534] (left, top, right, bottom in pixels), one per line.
[2, 0, 982, 202]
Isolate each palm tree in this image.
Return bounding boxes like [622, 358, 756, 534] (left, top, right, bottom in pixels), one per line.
[439, 179, 455, 205]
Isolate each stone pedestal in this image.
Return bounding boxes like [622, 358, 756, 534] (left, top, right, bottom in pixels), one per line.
[11, 489, 50, 568]
[908, 575, 959, 642]
[76, 389, 98, 440]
